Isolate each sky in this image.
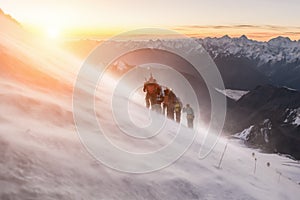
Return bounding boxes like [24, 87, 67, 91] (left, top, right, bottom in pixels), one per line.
[0, 0, 300, 40]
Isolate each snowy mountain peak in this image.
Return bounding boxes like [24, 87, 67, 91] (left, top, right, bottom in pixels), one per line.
[221, 34, 231, 39]
[239, 35, 248, 40]
[268, 36, 292, 46]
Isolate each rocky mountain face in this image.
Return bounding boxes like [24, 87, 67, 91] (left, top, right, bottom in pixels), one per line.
[225, 85, 300, 159]
[198, 36, 300, 90]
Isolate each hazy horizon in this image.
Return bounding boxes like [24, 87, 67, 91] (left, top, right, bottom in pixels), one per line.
[1, 0, 300, 41]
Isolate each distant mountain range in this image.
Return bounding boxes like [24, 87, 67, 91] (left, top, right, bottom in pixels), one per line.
[64, 35, 300, 90]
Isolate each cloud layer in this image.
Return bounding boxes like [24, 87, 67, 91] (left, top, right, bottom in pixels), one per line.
[172, 25, 300, 41]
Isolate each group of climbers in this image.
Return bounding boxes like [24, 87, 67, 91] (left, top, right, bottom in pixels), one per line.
[143, 74, 194, 128]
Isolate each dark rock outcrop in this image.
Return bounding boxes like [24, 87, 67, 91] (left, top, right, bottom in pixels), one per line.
[226, 85, 300, 159]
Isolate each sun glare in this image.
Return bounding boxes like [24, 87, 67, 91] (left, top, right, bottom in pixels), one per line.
[46, 27, 60, 39]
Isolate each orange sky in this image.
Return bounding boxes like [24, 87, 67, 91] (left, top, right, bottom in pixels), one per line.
[1, 0, 300, 41]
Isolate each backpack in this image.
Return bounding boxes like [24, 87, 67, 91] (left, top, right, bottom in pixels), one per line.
[174, 102, 181, 112]
[145, 83, 158, 95]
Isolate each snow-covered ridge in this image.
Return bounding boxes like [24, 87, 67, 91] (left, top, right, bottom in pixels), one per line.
[101, 35, 300, 67]
[199, 35, 300, 65]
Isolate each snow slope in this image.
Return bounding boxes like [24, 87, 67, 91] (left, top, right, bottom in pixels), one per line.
[1, 72, 300, 199]
[1, 52, 300, 199]
[1, 11, 300, 199]
[216, 88, 249, 101]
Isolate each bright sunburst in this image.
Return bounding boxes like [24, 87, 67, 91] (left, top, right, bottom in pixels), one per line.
[46, 27, 60, 39]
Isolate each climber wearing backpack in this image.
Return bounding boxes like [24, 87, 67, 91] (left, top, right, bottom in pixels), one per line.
[162, 88, 170, 115]
[143, 74, 160, 109]
[174, 98, 182, 123]
[183, 104, 194, 128]
[166, 89, 177, 120]
[152, 86, 164, 113]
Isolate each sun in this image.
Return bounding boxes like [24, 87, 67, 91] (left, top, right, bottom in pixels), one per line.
[46, 27, 60, 39]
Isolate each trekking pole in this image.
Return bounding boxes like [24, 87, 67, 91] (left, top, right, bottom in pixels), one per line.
[276, 170, 282, 183]
[218, 139, 229, 169]
[254, 158, 257, 174]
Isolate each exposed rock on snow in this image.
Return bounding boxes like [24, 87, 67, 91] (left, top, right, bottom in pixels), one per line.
[234, 125, 254, 140]
[285, 108, 300, 126]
